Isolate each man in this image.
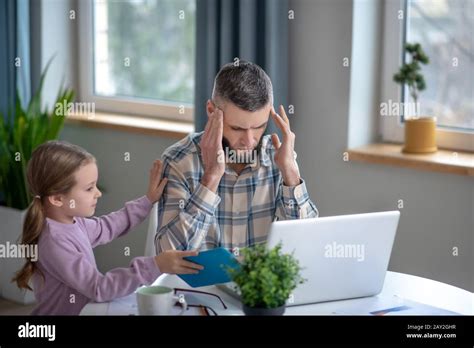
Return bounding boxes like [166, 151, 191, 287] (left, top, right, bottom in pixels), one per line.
[155, 61, 318, 253]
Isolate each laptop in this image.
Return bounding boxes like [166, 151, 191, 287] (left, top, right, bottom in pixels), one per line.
[218, 211, 400, 306]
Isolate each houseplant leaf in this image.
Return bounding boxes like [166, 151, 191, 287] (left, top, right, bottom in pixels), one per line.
[0, 59, 75, 210]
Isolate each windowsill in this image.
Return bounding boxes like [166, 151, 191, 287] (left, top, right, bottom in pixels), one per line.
[66, 112, 194, 139]
[347, 143, 474, 177]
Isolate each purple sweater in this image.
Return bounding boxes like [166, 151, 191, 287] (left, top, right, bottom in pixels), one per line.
[31, 196, 161, 315]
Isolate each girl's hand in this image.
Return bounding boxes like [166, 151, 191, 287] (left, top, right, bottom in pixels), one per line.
[154, 250, 204, 274]
[146, 160, 168, 203]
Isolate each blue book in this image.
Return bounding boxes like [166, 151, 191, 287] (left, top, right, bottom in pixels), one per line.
[178, 248, 241, 288]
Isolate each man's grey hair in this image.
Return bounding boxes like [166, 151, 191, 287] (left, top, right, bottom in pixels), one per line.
[211, 61, 273, 112]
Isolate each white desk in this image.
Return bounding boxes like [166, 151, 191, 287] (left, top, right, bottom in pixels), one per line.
[81, 271, 473, 315]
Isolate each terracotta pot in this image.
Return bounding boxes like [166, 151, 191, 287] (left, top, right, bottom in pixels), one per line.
[402, 116, 437, 154]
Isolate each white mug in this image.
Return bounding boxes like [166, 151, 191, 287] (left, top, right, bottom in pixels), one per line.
[136, 286, 187, 315]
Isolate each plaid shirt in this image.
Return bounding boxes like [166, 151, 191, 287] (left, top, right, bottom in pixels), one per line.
[155, 132, 318, 253]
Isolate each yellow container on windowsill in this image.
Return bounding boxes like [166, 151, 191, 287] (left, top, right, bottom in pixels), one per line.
[402, 116, 438, 154]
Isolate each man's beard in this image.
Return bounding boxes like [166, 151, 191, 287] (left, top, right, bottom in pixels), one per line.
[222, 136, 264, 164]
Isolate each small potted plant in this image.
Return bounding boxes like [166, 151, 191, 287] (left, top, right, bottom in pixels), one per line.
[393, 42, 437, 154]
[227, 243, 305, 316]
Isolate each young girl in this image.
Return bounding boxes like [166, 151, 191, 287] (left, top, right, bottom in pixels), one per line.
[13, 140, 203, 315]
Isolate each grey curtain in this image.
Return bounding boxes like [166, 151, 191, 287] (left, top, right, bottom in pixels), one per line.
[0, 0, 31, 118]
[0, 0, 17, 118]
[0, 0, 32, 204]
[16, 0, 32, 109]
[194, 0, 289, 134]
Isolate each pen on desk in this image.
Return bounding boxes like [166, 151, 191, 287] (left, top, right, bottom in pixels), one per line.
[370, 305, 412, 316]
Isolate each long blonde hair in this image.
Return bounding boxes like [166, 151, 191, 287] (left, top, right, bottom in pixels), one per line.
[12, 140, 95, 290]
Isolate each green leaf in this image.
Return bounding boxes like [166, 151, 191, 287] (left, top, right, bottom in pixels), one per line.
[392, 42, 430, 103]
[0, 56, 75, 209]
[226, 243, 305, 309]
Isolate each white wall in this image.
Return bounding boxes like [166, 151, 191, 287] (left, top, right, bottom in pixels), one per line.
[288, 0, 473, 291]
[347, 0, 382, 147]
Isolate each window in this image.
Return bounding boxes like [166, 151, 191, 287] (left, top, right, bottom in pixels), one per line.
[405, 0, 473, 130]
[380, 0, 473, 151]
[79, 0, 196, 122]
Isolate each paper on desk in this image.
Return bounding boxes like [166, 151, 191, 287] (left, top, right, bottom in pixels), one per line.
[107, 295, 137, 315]
[332, 295, 459, 315]
[106, 294, 203, 316]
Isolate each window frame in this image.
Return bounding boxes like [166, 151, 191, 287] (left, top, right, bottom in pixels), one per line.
[77, 0, 194, 122]
[379, 0, 473, 152]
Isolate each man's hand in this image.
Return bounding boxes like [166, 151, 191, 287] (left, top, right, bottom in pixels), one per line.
[270, 105, 301, 187]
[146, 160, 168, 203]
[200, 107, 225, 192]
